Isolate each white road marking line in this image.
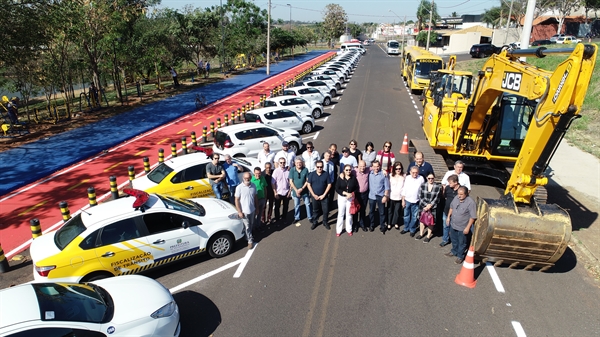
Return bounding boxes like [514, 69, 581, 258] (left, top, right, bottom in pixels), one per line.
[413, 104, 419, 109]
[313, 131, 320, 140]
[336, 97, 341, 101]
[511, 321, 527, 337]
[233, 244, 257, 278]
[486, 262, 506, 293]
[324, 116, 329, 122]
[170, 258, 243, 293]
[302, 135, 315, 140]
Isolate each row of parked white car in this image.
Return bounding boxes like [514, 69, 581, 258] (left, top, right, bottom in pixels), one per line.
[212, 49, 364, 158]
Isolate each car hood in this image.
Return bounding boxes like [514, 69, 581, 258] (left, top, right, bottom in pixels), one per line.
[189, 198, 237, 218]
[92, 275, 174, 324]
[30, 231, 62, 263]
[131, 175, 156, 191]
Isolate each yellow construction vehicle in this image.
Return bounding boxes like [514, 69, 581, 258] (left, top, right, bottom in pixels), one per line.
[412, 44, 597, 270]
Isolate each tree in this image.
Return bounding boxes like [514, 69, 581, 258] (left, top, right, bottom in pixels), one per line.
[416, 0, 439, 31]
[550, 0, 583, 33]
[482, 6, 502, 28]
[347, 23, 362, 38]
[451, 11, 458, 17]
[416, 31, 437, 46]
[583, 0, 600, 21]
[322, 4, 347, 45]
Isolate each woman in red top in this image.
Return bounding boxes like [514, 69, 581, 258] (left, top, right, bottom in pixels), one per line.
[376, 141, 395, 174]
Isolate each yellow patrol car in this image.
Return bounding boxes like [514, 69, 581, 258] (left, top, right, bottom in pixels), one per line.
[30, 189, 246, 283]
[131, 151, 259, 200]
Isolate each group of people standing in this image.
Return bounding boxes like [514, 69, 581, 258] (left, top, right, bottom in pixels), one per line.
[209, 139, 477, 265]
[197, 60, 211, 79]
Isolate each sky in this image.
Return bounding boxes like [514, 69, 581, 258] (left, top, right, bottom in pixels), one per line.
[157, 0, 496, 24]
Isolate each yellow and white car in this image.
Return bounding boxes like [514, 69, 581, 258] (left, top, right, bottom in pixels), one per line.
[30, 190, 245, 283]
[132, 152, 259, 200]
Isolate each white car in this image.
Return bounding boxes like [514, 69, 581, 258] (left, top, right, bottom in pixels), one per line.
[555, 35, 580, 44]
[213, 123, 303, 157]
[263, 96, 323, 119]
[0, 275, 180, 337]
[302, 74, 343, 90]
[131, 152, 260, 199]
[282, 86, 332, 106]
[244, 107, 315, 134]
[30, 191, 245, 283]
[292, 80, 337, 99]
[310, 69, 346, 85]
[549, 33, 567, 43]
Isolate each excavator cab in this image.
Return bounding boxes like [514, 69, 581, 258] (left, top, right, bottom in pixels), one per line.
[489, 94, 536, 157]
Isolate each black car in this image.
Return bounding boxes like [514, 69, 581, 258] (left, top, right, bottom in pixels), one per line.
[469, 43, 500, 58]
[531, 39, 554, 46]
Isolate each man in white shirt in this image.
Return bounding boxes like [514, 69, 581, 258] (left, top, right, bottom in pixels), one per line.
[441, 160, 471, 191]
[302, 141, 320, 172]
[401, 166, 425, 236]
[257, 142, 275, 170]
[274, 141, 296, 168]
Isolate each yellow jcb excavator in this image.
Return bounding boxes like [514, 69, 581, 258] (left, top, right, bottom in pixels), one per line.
[412, 44, 597, 270]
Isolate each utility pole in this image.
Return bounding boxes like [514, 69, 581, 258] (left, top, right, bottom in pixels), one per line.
[287, 4, 293, 58]
[503, 0, 515, 44]
[520, 0, 536, 51]
[266, 0, 271, 75]
[426, 0, 434, 50]
[402, 15, 407, 53]
[220, 0, 225, 75]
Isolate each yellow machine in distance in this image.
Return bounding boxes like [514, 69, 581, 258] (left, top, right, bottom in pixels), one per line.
[413, 44, 597, 270]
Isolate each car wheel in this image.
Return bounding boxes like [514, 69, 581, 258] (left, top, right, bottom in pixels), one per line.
[233, 153, 245, 158]
[335, 83, 341, 90]
[288, 141, 300, 154]
[323, 97, 331, 106]
[479, 52, 485, 58]
[208, 232, 234, 258]
[312, 108, 322, 119]
[302, 122, 313, 134]
[81, 272, 113, 283]
[330, 89, 336, 97]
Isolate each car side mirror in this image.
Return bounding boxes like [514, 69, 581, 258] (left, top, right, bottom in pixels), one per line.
[182, 221, 189, 229]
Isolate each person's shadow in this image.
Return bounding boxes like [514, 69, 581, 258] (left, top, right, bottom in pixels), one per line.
[173, 291, 221, 337]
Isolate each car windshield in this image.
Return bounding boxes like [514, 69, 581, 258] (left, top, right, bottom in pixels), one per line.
[33, 282, 112, 323]
[388, 42, 400, 48]
[54, 214, 87, 250]
[157, 193, 205, 216]
[147, 163, 174, 184]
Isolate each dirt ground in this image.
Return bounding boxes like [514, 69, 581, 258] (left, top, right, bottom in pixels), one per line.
[0, 76, 224, 152]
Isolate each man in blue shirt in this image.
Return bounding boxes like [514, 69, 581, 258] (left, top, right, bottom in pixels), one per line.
[223, 155, 242, 203]
[368, 160, 390, 234]
[407, 151, 434, 180]
[307, 160, 332, 230]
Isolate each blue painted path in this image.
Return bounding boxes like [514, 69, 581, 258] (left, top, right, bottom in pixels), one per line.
[0, 51, 328, 196]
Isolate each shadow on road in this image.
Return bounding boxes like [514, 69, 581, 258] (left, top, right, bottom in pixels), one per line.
[173, 290, 221, 337]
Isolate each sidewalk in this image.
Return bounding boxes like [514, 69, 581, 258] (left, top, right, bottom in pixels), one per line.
[547, 141, 600, 270]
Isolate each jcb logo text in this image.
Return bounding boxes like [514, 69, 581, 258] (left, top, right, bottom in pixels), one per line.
[501, 72, 522, 92]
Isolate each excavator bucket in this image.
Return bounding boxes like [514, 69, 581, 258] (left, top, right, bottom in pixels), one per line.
[472, 197, 571, 271]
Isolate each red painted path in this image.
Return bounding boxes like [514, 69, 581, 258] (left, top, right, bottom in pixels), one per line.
[0, 52, 335, 258]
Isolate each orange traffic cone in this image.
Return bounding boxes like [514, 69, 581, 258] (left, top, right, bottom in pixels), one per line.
[399, 133, 409, 154]
[455, 246, 477, 288]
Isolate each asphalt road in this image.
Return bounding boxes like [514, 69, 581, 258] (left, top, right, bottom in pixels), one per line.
[155, 46, 600, 336]
[2, 47, 599, 337]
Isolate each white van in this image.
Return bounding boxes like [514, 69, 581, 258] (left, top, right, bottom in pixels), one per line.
[339, 42, 366, 55]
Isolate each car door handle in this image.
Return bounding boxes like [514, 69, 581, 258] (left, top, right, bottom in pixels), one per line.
[239, 142, 245, 145]
[185, 186, 194, 190]
[153, 239, 165, 244]
[283, 119, 287, 122]
[259, 140, 264, 143]
[101, 252, 115, 258]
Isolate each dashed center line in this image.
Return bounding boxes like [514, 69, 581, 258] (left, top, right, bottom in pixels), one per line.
[511, 321, 527, 337]
[485, 262, 506, 293]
